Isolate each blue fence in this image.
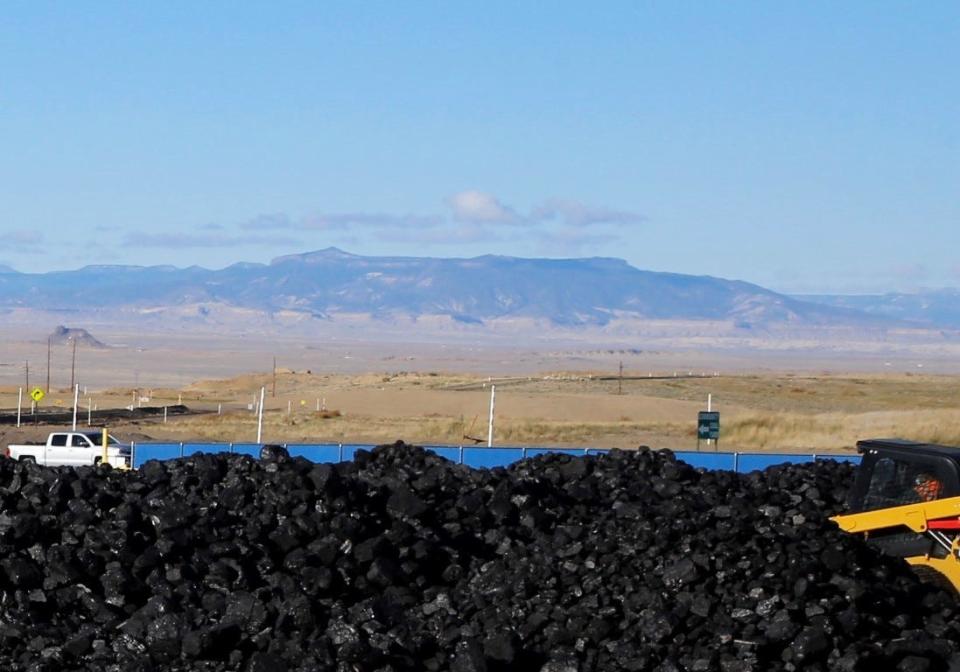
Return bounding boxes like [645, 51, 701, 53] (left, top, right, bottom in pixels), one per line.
[131, 442, 860, 472]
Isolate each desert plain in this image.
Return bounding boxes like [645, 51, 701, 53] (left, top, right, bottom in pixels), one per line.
[2, 324, 960, 455]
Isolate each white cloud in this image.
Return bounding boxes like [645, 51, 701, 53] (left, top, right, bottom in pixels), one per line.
[7, 230, 43, 244]
[237, 213, 296, 230]
[303, 213, 441, 231]
[2, 229, 45, 253]
[890, 263, 927, 281]
[531, 198, 645, 228]
[378, 223, 500, 245]
[239, 212, 441, 232]
[225, 193, 640, 253]
[446, 190, 522, 224]
[124, 232, 301, 249]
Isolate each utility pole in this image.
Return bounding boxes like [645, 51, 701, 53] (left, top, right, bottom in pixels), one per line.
[45, 337, 51, 392]
[618, 360, 623, 395]
[256, 386, 265, 443]
[272, 356, 277, 398]
[487, 385, 496, 448]
[25, 361, 29, 392]
[707, 393, 713, 448]
[69, 337, 77, 395]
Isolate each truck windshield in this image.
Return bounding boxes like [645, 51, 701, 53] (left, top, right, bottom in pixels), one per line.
[862, 457, 943, 510]
[82, 433, 120, 445]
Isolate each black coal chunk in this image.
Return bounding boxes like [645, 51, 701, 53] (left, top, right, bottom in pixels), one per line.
[0, 442, 957, 671]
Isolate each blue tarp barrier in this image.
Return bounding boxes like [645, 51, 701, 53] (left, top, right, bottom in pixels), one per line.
[131, 441, 859, 472]
[525, 448, 591, 460]
[737, 453, 815, 473]
[287, 444, 342, 463]
[228, 443, 261, 458]
[425, 446, 463, 463]
[182, 443, 230, 458]
[133, 443, 182, 468]
[462, 448, 524, 469]
[341, 445, 371, 462]
[817, 455, 862, 465]
[675, 452, 737, 471]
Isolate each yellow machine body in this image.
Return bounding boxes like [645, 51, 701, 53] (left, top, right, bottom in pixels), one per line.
[832, 495, 960, 593]
[833, 496, 960, 535]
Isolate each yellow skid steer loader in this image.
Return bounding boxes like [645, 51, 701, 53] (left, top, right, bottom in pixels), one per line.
[832, 439, 960, 592]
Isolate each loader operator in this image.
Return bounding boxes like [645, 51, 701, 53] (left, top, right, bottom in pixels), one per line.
[914, 470, 944, 502]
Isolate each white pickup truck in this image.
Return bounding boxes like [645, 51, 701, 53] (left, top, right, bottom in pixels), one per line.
[5, 431, 132, 469]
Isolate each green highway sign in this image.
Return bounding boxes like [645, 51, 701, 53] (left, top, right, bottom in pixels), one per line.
[697, 411, 720, 440]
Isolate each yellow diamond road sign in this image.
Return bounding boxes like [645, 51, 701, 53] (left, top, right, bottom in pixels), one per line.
[30, 388, 45, 403]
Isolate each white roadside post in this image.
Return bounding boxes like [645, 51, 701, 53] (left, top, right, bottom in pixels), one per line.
[17, 388, 22, 428]
[706, 393, 712, 447]
[72, 384, 79, 431]
[256, 386, 265, 444]
[487, 384, 496, 448]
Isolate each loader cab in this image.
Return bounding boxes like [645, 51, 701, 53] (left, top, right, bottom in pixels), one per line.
[835, 439, 960, 593]
[848, 439, 960, 514]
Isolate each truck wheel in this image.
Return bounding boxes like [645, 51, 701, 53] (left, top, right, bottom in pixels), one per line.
[94, 457, 102, 466]
[18, 456, 36, 464]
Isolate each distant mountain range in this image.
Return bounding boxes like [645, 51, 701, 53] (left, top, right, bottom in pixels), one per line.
[0, 248, 888, 330]
[796, 289, 960, 329]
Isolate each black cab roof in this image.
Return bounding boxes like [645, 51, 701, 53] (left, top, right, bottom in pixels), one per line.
[857, 439, 960, 462]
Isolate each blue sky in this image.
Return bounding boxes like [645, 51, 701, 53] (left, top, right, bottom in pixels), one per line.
[1, 2, 957, 293]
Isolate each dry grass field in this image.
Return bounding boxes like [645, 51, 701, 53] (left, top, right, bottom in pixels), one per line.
[3, 367, 959, 453]
[2, 327, 959, 453]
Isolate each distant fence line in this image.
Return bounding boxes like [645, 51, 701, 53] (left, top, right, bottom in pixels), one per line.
[130, 442, 861, 472]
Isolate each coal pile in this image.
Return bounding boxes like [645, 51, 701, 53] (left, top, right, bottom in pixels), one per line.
[0, 444, 958, 672]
